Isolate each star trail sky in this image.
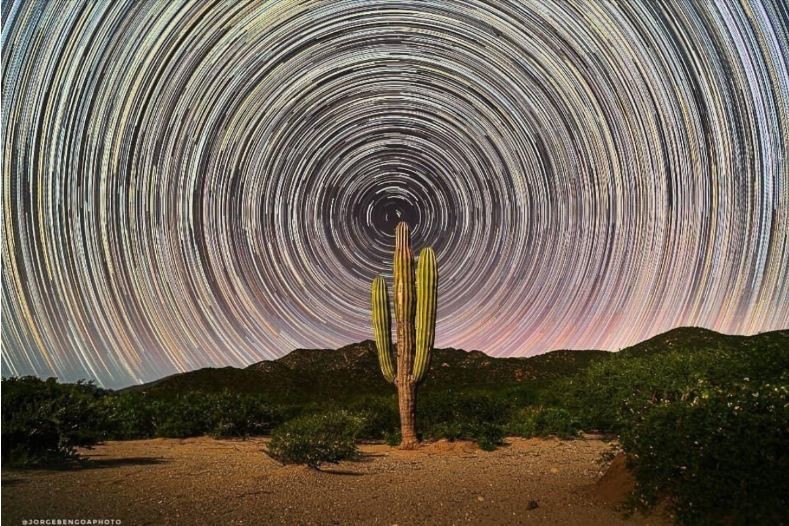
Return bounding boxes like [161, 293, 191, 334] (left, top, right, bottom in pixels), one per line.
[2, 0, 788, 388]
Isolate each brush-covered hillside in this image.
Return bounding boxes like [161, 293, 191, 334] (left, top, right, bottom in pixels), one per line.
[121, 326, 786, 402]
[122, 341, 610, 401]
[618, 326, 787, 357]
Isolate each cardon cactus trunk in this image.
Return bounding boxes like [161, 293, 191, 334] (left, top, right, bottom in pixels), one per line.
[371, 222, 438, 449]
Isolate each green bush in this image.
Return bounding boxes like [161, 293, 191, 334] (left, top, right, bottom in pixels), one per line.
[467, 421, 505, 451]
[533, 408, 580, 438]
[550, 343, 789, 525]
[506, 407, 579, 438]
[556, 345, 789, 434]
[429, 421, 463, 441]
[500, 384, 542, 407]
[419, 391, 510, 449]
[621, 379, 788, 525]
[384, 430, 402, 446]
[347, 396, 399, 440]
[2, 377, 110, 466]
[207, 392, 289, 438]
[102, 393, 157, 439]
[150, 392, 214, 438]
[100, 391, 293, 440]
[505, 408, 537, 437]
[266, 411, 362, 468]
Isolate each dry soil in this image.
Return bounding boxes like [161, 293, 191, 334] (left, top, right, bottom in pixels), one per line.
[1, 436, 671, 525]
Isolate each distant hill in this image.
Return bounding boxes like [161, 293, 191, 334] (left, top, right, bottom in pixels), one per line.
[122, 327, 788, 401]
[618, 326, 788, 357]
[122, 341, 610, 401]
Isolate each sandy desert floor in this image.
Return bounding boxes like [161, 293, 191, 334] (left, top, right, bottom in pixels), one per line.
[2, 436, 671, 525]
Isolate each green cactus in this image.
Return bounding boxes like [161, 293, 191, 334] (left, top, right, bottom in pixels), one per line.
[371, 276, 395, 383]
[414, 246, 437, 382]
[371, 222, 438, 448]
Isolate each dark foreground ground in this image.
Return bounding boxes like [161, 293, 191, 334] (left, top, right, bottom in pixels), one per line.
[2, 437, 670, 525]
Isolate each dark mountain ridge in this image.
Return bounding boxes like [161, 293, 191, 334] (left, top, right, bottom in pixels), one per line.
[122, 327, 788, 401]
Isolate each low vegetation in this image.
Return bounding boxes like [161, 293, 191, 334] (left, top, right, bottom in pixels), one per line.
[1, 377, 109, 466]
[266, 411, 362, 468]
[552, 337, 788, 525]
[3, 328, 787, 525]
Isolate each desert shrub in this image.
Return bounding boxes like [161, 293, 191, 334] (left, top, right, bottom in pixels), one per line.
[346, 396, 399, 440]
[2, 377, 110, 466]
[266, 410, 362, 468]
[506, 407, 580, 438]
[419, 391, 509, 449]
[500, 384, 543, 407]
[384, 430, 402, 447]
[207, 392, 289, 438]
[505, 408, 537, 437]
[151, 392, 214, 438]
[102, 393, 157, 439]
[621, 379, 788, 525]
[467, 421, 505, 450]
[102, 390, 296, 440]
[132, 391, 292, 439]
[533, 408, 580, 437]
[546, 343, 789, 524]
[556, 344, 789, 434]
[428, 421, 463, 441]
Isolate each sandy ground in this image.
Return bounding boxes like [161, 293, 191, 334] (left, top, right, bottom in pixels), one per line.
[2, 437, 671, 526]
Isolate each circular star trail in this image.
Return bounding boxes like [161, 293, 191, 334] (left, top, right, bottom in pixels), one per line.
[3, 1, 788, 388]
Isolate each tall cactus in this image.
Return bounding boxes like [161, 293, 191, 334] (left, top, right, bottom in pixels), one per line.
[371, 222, 438, 448]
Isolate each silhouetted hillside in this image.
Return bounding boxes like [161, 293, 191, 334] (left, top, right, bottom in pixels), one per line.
[123, 341, 611, 401]
[618, 326, 788, 357]
[123, 327, 788, 402]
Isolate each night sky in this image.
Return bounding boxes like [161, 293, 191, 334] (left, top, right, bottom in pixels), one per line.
[2, 0, 787, 388]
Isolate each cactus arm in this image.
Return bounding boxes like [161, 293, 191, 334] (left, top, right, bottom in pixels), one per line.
[372, 276, 396, 383]
[413, 247, 437, 383]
